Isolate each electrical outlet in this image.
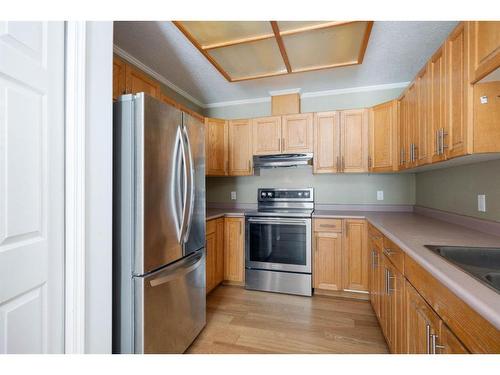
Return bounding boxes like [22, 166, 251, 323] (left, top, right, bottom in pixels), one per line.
[231, 191, 237, 200]
[377, 190, 384, 201]
[478, 194, 486, 212]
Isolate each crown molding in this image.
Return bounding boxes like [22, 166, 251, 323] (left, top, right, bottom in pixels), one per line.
[113, 44, 205, 108]
[204, 96, 271, 109]
[300, 81, 409, 98]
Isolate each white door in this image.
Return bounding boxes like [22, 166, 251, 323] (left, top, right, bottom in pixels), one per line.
[0, 22, 65, 353]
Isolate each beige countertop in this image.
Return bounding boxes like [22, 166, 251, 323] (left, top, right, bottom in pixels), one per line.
[206, 208, 248, 221]
[314, 210, 500, 329]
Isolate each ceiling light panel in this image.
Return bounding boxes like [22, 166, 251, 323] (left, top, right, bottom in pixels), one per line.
[277, 21, 338, 34]
[283, 21, 369, 72]
[207, 38, 287, 81]
[178, 21, 273, 48]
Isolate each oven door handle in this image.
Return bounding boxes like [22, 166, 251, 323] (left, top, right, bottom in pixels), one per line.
[247, 217, 309, 225]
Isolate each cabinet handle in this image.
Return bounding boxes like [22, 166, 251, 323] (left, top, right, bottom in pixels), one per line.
[336, 156, 340, 172]
[385, 268, 389, 295]
[440, 128, 448, 155]
[426, 324, 431, 354]
[248, 160, 251, 172]
[342, 156, 345, 172]
[431, 334, 445, 354]
[319, 224, 337, 228]
[435, 129, 440, 155]
[368, 156, 372, 168]
[281, 137, 285, 152]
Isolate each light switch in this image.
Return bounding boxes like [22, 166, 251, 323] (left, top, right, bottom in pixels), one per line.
[231, 191, 237, 200]
[478, 194, 486, 212]
[377, 191, 384, 201]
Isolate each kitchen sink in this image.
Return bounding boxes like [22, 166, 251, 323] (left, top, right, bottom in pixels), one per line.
[424, 245, 500, 294]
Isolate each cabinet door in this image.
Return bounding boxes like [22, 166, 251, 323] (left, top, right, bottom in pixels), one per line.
[215, 218, 225, 286]
[446, 22, 472, 159]
[369, 101, 397, 172]
[313, 111, 341, 173]
[342, 219, 369, 292]
[397, 97, 408, 170]
[205, 118, 228, 176]
[416, 66, 430, 166]
[429, 46, 447, 163]
[224, 217, 245, 283]
[340, 109, 368, 173]
[473, 81, 500, 153]
[206, 220, 217, 294]
[125, 64, 160, 99]
[468, 21, 500, 83]
[282, 113, 313, 153]
[406, 83, 418, 168]
[228, 119, 253, 176]
[369, 243, 382, 319]
[435, 322, 469, 354]
[405, 280, 441, 354]
[313, 231, 343, 291]
[113, 57, 126, 100]
[252, 116, 282, 155]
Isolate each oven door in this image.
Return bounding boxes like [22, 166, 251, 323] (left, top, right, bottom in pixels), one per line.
[245, 216, 311, 273]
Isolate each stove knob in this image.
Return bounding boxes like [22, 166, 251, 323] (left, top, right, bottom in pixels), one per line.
[261, 192, 266, 198]
[267, 192, 273, 197]
[298, 192, 303, 196]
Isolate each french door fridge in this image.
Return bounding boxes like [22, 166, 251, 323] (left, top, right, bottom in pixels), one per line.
[113, 93, 205, 353]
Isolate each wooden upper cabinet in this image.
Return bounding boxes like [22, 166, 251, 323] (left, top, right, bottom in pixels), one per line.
[468, 21, 500, 83]
[125, 64, 161, 99]
[224, 217, 245, 284]
[406, 82, 418, 168]
[429, 46, 447, 163]
[473, 81, 500, 153]
[397, 96, 408, 170]
[313, 111, 341, 173]
[113, 57, 126, 100]
[369, 101, 397, 172]
[342, 219, 369, 292]
[252, 116, 282, 155]
[271, 93, 300, 115]
[282, 113, 314, 153]
[313, 230, 343, 291]
[445, 22, 472, 159]
[340, 109, 368, 173]
[416, 66, 430, 166]
[205, 117, 228, 176]
[228, 119, 253, 176]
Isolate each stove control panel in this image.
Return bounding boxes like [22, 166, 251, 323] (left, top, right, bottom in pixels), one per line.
[258, 188, 313, 201]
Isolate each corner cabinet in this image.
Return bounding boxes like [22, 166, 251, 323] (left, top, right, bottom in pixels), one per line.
[468, 21, 500, 83]
[205, 118, 228, 176]
[228, 119, 253, 176]
[369, 101, 398, 172]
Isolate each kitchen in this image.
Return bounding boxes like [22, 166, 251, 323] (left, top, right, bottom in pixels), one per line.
[1, 2, 500, 370]
[111, 20, 500, 355]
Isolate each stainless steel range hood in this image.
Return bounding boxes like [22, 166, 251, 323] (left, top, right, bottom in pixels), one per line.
[253, 153, 313, 169]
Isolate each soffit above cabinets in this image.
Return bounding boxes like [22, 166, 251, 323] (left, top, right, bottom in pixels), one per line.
[173, 21, 373, 82]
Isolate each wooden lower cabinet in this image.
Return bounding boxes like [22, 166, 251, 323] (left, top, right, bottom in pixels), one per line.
[224, 217, 245, 284]
[313, 231, 343, 291]
[206, 218, 224, 294]
[368, 234, 383, 320]
[343, 219, 369, 292]
[406, 280, 468, 354]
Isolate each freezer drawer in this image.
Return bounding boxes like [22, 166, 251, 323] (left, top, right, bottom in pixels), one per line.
[134, 249, 206, 353]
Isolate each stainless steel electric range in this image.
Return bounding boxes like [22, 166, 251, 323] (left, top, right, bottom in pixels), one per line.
[245, 188, 313, 296]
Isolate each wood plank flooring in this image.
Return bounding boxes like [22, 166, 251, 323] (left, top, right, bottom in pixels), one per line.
[187, 285, 389, 354]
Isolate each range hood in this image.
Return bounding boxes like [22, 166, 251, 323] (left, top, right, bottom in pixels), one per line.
[253, 153, 313, 169]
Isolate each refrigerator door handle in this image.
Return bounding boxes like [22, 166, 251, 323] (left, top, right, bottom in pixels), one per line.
[172, 126, 186, 242]
[148, 251, 203, 287]
[180, 122, 195, 244]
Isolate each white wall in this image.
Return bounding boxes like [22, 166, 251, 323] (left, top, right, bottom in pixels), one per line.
[85, 21, 113, 353]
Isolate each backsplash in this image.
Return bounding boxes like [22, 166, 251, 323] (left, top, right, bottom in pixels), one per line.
[416, 159, 500, 222]
[206, 167, 416, 205]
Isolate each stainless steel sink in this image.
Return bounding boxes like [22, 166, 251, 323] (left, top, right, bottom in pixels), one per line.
[424, 245, 500, 294]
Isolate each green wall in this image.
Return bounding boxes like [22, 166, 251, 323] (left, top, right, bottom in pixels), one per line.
[416, 159, 500, 222]
[207, 167, 415, 205]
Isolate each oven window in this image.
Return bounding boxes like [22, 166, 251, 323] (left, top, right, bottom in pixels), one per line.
[249, 223, 306, 265]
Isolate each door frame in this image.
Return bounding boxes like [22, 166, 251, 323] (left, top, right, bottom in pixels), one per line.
[64, 21, 87, 354]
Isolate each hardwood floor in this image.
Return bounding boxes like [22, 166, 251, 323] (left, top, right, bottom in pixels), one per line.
[187, 285, 389, 354]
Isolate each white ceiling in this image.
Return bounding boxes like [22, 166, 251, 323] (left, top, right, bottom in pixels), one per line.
[113, 21, 458, 107]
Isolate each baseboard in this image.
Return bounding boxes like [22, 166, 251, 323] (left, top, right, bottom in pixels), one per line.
[313, 288, 370, 301]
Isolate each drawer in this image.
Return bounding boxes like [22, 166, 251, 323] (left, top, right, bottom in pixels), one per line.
[314, 218, 342, 232]
[368, 223, 384, 250]
[382, 237, 405, 274]
[206, 219, 217, 235]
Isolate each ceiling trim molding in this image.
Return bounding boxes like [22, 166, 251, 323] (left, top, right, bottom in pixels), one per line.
[301, 81, 410, 98]
[113, 44, 205, 108]
[206, 81, 410, 108]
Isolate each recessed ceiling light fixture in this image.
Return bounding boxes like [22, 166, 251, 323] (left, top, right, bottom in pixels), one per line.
[173, 21, 374, 82]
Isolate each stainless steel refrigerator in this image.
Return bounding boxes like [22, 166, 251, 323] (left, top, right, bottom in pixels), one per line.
[113, 93, 205, 354]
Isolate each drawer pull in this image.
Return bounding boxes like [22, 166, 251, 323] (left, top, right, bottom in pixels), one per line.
[320, 224, 337, 228]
